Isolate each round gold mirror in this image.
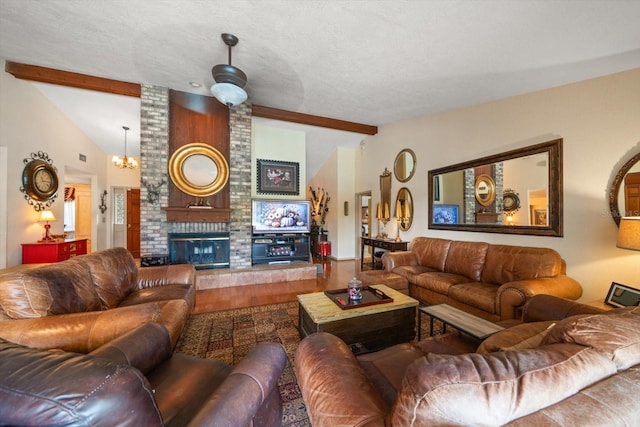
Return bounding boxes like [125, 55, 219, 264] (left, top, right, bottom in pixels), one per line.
[609, 152, 640, 226]
[168, 142, 229, 197]
[394, 149, 416, 182]
[474, 174, 496, 207]
[395, 187, 413, 231]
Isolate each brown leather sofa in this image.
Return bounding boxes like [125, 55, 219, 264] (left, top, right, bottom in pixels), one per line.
[383, 237, 583, 321]
[295, 295, 640, 426]
[0, 247, 195, 352]
[0, 322, 287, 426]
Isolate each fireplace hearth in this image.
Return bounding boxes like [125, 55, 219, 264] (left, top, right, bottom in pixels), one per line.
[168, 232, 230, 270]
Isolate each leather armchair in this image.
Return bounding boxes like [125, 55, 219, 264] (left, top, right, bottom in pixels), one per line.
[0, 323, 287, 427]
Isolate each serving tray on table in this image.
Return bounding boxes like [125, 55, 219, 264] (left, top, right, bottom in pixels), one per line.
[324, 287, 393, 310]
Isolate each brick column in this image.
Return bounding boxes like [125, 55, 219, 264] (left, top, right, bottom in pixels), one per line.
[229, 103, 252, 269]
[140, 84, 169, 256]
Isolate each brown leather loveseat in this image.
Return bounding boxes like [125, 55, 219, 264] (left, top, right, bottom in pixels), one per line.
[383, 237, 583, 321]
[0, 322, 287, 426]
[295, 296, 640, 426]
[0, 247, 195, 352]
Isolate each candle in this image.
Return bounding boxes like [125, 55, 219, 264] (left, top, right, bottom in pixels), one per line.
[395, 200, 402, 219]
[376, 203, 381, 220]
[404, 202, 411, 219]
[384, 203, 390, 220]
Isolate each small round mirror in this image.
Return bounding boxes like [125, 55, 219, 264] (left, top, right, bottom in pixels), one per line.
[183, 154, 219, 186]
[474, 174, 496, 207]
[394, 149, 416, 182]
[168, 142, 229, 197]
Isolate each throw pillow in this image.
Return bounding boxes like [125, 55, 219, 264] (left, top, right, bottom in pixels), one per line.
[477, 321, 555, 354]
[541, 306, 640, 370]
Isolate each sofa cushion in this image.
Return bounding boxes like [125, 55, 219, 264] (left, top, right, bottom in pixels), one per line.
[477, 321, 556, 354]
[448, 282, 497, 314]
[443, 241, 489, 282]
[0, 260, 101, 319]
[410, 237, 452, 271]
[413, 272, 469, 295]
[481, 245, 563, 285]
[391, 343, 617, 426]
[542, 307, 640, 370]
[78, 247, 138, 309]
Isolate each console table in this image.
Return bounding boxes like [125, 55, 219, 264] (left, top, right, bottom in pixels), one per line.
[360, 237, 408, 270]
[22, 239, 88, 264]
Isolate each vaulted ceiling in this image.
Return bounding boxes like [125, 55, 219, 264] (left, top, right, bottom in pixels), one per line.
[2, 0, 640, 179]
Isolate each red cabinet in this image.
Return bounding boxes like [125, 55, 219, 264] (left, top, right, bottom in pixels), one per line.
[21, 239, 88, 264]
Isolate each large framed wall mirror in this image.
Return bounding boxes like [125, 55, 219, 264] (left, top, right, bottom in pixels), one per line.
[428, 138, 563, 236]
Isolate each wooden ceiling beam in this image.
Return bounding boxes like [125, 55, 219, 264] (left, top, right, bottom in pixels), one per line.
[5, 61, 141, 97]
[252, 104, 378, 135]
[5, 61, 377, 134]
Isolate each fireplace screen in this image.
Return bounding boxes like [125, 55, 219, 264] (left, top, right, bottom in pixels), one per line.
[169, 233, 230, 270]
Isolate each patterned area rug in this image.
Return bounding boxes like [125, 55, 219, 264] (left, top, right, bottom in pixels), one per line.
[175, 301, 445, 426]
[175, 301, 310, 426]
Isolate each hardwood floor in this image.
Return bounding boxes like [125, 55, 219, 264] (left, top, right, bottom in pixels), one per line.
[193, 258, 366, 313]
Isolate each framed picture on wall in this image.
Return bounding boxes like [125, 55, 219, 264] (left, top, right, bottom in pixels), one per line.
[256, 159, 300, 195]
[432, 204, 459, 224]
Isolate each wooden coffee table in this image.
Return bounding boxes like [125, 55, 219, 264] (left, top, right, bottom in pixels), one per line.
[297, 285, 419, 354]
[418, 304, 504, 341]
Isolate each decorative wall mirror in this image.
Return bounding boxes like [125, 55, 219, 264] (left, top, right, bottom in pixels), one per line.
[168, 142, 229, 197]
[379, 168, 392, 222]
[394, 149, 416, 182]
[609, 151, 640, 226]
[395, 187, 413, 231]
[428, 138, 563, 236]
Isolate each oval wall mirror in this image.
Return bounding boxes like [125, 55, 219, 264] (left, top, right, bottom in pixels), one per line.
[609, 151, 640, 226]
[168, 142, 229, 197]
[396, 187, 413, 231]
[394, 149, 417, 182]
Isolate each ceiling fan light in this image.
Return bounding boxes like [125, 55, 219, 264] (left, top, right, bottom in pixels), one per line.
[212, 63, 247, 88]
[210, 82, 248, 107]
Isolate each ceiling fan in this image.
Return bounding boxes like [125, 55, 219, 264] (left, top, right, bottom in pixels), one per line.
[210, 33, 248, 107]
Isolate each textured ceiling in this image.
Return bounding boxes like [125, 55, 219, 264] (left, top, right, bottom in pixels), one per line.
[2, 0, 640, 180]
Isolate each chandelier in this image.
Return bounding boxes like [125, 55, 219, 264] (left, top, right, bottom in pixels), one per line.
[112, 125, 138, 169]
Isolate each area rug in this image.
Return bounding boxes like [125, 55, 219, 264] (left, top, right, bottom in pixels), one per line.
[174, 301, 445, 426]
[175, 301, 310, 426]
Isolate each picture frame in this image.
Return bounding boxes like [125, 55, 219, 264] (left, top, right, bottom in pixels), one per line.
[605, 282, 640, 308]
[256, 159, 300, 195]
[432, 204, 459, 224]
[533, 208, 547, 226]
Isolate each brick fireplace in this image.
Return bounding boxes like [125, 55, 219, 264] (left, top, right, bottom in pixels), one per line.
[138, 84, 252, 269]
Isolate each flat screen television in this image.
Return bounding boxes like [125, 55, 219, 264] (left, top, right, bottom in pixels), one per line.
[252, 199, 311, 234]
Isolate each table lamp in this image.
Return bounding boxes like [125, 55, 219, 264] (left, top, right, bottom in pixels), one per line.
[617, 217, 640, 251]
[38, 210, 56, 242]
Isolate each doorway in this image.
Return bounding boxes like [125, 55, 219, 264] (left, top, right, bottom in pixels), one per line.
[112, 187, 140, 257]
[355, 191, 372, 262]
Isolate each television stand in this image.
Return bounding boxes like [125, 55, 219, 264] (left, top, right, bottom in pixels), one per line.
[251, 234, 310, 266]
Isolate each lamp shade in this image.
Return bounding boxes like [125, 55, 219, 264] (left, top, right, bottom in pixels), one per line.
[39, 210, 56, 222]
[617, 217, 640, 251]
[210, 82, 248, 107]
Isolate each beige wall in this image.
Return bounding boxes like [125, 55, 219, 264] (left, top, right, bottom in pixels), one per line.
[0, 60, 111, 266]
[251, 123, 306, 200]
[357, 68, 640, 303]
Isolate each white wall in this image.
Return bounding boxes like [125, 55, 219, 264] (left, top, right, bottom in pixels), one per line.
[0, 60, 111, 266]
[356, 68, 640, 303]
